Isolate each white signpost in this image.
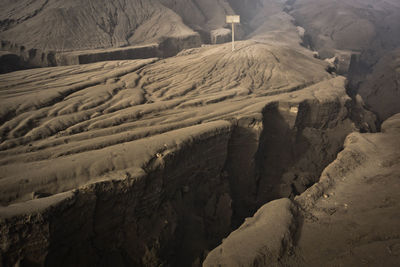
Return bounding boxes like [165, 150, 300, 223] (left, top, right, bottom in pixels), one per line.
[226, 15, 240, 51]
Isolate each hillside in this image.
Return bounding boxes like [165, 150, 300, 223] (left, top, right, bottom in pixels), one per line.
[0, 0, 198, 51]
[0, 0, 261, 52]
[290, 0, 400, 57]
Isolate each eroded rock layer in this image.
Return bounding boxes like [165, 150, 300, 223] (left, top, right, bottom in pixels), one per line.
[0, 37, 374, 265]
[205, 113, 400, 266]
[358, 48, 400, 121]
[0, 1, 399, 266]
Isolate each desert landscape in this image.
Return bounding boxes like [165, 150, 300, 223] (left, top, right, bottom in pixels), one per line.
[0, 0, 399, 266]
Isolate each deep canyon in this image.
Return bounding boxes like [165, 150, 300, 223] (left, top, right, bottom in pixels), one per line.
[0, 0, 399, 266]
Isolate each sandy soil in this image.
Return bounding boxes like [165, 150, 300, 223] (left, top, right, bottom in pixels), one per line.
[292, 113, 400, 266]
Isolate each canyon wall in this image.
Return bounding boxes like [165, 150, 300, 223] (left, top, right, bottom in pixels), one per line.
[0, 60, 375, 265]
[205, 113, 400, 266]
[1, 121, 233, 266]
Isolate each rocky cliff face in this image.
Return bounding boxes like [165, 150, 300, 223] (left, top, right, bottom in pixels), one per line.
[358, 48, 400, 121]
[1, 121, 234, 266]
[204, 113, 400, 267]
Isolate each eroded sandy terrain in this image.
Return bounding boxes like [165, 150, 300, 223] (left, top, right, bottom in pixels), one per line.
[0, 0, 399, 266]
[0, 40, 335, 204]
[204, 113, 400, 267]
[0, 37, 368, 265]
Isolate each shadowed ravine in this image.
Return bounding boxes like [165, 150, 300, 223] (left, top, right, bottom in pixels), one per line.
[0, 40, 377, 266]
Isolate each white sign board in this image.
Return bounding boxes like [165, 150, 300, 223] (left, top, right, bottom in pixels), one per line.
[226, 15, 240, 24]
[226, 15, 240, 51]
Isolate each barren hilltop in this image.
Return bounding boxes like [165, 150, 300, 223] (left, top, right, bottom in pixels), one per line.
[0, 0, 399, 266]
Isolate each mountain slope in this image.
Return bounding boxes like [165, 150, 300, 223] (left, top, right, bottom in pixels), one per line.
[0, 0, 198, 51]
[0, 0, 299, 52]
[291, 0, 400, 58]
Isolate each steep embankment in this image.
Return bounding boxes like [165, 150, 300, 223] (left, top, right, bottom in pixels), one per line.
[0, 35, 375, 265]
[287, 0, 400, 125]
[204, 114, 400, 267]
[203, 198, 299, 267]
[290, 114, 400, 266]
[202, 1, 400, 266]
[358, 48, 400, 121]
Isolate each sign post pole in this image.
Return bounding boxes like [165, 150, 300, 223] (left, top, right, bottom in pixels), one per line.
[226, 15, 240, 52]
[232, 22, 235, 51]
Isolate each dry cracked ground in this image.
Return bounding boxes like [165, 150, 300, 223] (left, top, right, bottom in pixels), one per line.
[0, 0, 399, 266]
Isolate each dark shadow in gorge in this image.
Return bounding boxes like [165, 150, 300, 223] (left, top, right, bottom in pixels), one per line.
[226, 98, 356, 230]
[255, 103, 308, 205]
